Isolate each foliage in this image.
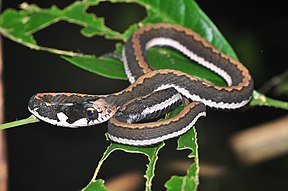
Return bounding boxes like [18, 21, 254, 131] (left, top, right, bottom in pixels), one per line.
[0, 0, 288, 190]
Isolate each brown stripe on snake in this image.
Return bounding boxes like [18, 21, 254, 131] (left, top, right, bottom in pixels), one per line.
[108, 102, 206, 145]
[110, 102, 203, 129]
[104, 69, 253, 107]
[125, 23, 252, 91]
[28, 23, 254, 146]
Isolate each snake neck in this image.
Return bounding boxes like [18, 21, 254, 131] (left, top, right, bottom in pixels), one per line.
[92, 98, 118, 116]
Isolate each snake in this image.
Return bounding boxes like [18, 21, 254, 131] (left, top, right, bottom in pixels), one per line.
[28, 23, 254, 146]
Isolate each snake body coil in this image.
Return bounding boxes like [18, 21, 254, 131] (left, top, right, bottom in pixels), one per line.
[28, 23, 254, 146]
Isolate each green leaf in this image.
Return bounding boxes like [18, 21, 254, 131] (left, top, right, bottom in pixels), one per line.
[117, 0, 237, 58]
[0, 9, 36, 44]
[0, 0, 233, 85]
[24, 5, 62, 34]
[0, 1, 122, 55]
[62, 1, 122, 39]
[83, 179, 109, 191]
[2, 1, 288, 191]
[147, 48, 226, 86]
[83, 141, 165, 191]
[62, 56, 127, 80]
[143, 143, 165, 191]
[63, 46, 227, 85]
[165, 127, 199, 191]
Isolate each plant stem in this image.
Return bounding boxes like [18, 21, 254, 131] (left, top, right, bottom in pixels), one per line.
[250, 91, 288, 110]
[0, 29, 93, 58]
[0, 115, 39, 130]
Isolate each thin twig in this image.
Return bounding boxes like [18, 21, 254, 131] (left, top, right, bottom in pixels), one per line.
[0, 115, 39, 130]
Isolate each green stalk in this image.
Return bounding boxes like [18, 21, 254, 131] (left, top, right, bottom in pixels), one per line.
[0, 115, 39, 130]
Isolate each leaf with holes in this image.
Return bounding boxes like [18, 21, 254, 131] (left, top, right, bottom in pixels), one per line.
[0, 1, 122, 57]
[83, 179, 109, 191]
[83, 142, 164, 191]
[165, 127, 199, 191]
[0, 0, 233, 83]
[1, 1, 288, 191]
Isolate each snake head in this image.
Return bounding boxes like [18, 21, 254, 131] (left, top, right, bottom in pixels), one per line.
[28, 93, 117, 128]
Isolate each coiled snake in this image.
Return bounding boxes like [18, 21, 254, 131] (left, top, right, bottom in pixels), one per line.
[28, 23, 254, 146]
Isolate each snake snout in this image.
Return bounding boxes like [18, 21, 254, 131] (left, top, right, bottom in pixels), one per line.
[28, 94, 37, 110]
[28, 94, 44, 111]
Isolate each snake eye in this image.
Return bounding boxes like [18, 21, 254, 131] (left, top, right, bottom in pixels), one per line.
[87, 109, 94, 117]
[86, 108, 97, 118]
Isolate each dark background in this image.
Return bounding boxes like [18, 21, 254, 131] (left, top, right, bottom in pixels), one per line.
[2, 1, 288, 191]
